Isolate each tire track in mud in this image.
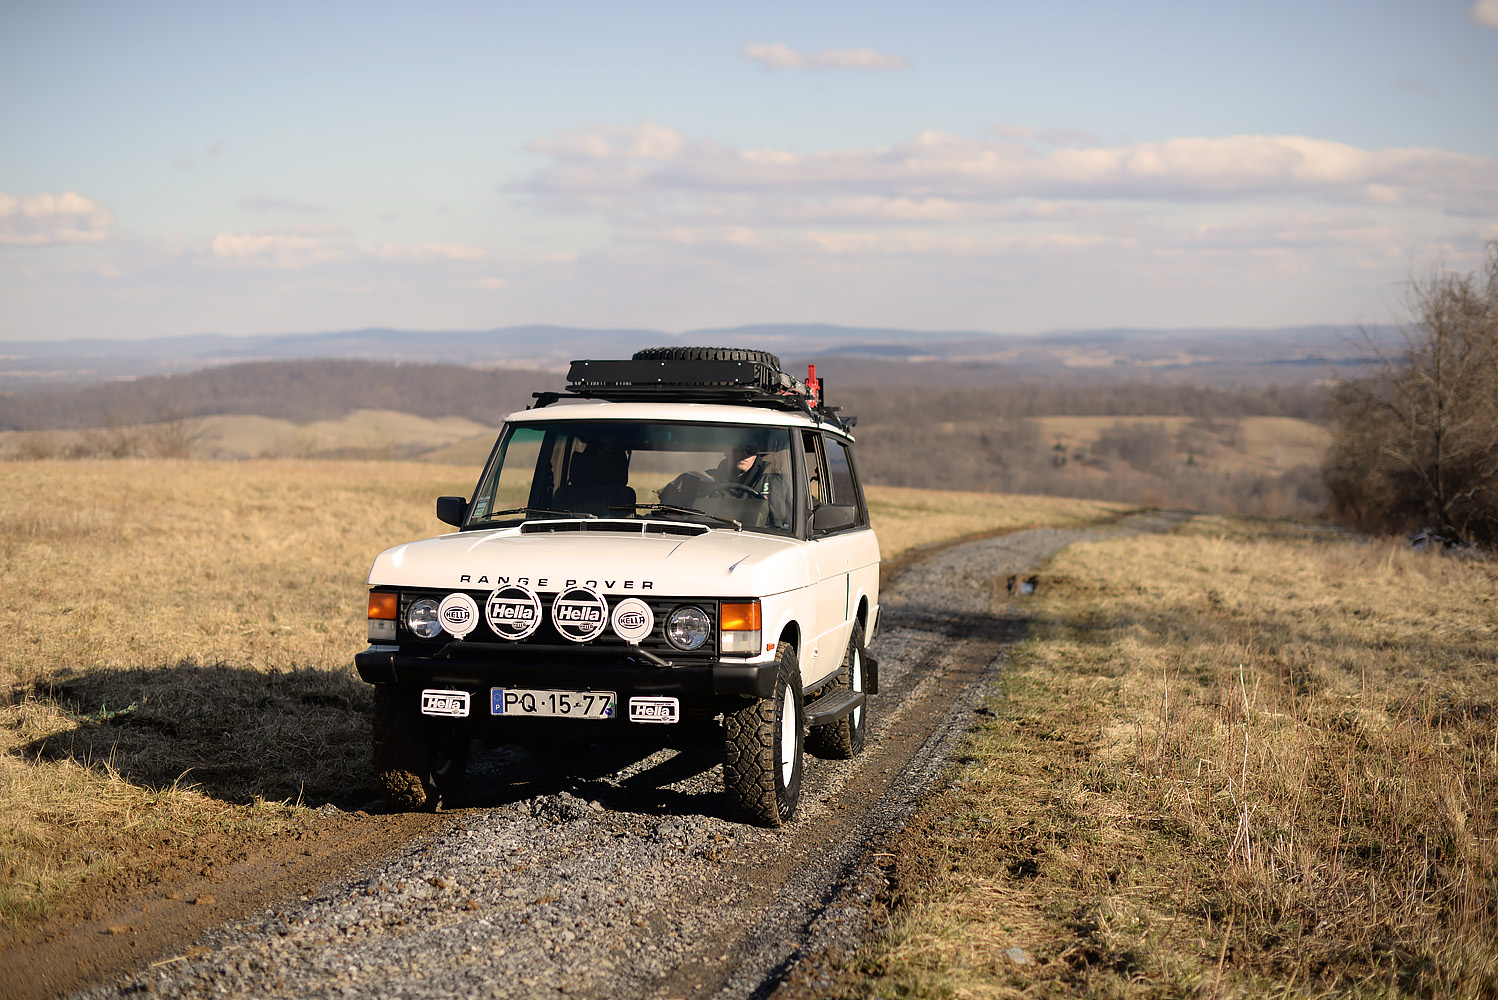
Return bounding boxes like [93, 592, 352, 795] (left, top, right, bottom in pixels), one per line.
[68, 511, 1188, 1000]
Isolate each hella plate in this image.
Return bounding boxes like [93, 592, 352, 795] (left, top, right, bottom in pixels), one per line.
[421, 689, 471, 718]
[628, 696, 680, 724]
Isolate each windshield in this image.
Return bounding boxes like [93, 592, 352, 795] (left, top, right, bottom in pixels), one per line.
[467, 420, 797, 533]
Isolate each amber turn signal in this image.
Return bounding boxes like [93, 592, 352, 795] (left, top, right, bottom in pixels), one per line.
[368, 591, 398, 621]
[719, 601, 762, 632]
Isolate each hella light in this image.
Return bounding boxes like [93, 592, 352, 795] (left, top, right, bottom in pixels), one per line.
[665, 606, 711, 651]
[719, 600, 762, 656]
[406, 598, 443, 639]
[368, 591, 398, 643]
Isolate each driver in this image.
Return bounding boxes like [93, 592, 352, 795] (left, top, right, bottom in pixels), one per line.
[664, 442, 792, 528]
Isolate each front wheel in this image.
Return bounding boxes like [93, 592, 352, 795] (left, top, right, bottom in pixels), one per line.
[722, 643, 804, 826]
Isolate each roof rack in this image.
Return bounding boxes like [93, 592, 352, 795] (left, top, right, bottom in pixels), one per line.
[531, 357, 857, 431]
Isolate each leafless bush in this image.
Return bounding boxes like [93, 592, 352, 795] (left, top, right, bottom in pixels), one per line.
[1325, 243, 1498, 546]
[143, 409, 207, 459]
[14, 433, 59, 460]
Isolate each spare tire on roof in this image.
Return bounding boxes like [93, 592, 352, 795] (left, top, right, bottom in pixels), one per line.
[630, 346, 782, 369]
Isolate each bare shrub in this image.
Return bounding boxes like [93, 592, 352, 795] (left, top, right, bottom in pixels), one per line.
[13, 433, 59, 461]
[143, 407, 207, 459]
[1325, 243, 1498, 545]
[1093, 420, 1173, 475]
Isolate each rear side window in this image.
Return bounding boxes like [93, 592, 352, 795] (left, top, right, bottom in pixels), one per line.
[825, 437, 867, 525]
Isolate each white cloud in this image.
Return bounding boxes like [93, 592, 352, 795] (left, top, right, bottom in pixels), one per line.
[208, 229, 491, 270]
[522, 127, 1498, 214]
[375, 242, 486, 262]
[210, 227, 347, 268]
[529, 121, 685, 162]
[743, 42, 907, 71]
[1470, 0, 1498, 29]
[0, 191, 114, 245]
[239, 194, 333, 215]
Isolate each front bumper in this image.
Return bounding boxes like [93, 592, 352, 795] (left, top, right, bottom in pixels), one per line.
[354, 642, 777, 700]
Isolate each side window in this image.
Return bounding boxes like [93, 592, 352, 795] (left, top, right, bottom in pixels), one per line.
[825, 438, 868, 525]
[800, 430, 827, 507]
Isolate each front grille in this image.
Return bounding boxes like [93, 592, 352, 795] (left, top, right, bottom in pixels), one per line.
[394, 589, 721, 659]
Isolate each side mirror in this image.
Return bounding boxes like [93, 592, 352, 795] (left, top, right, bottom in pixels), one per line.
[436, 496, 468, 527]
[811, 502, 857, 533]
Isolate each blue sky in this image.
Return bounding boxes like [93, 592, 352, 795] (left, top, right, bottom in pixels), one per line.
[3, 0, 1496, 341]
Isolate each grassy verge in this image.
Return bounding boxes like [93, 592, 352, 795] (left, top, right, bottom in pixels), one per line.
[849, 516, 1497, 998]
[0, 462, 1123, 930]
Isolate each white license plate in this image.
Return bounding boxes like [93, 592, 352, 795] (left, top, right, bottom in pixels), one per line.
[490, 688, 616, 719]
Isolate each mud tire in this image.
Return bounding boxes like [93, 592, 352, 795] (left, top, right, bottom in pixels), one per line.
[722, 643, 804, 827]
[808, 621, 869, 760]
[631, 346, 782, 368]
[371, 686, 469, 812]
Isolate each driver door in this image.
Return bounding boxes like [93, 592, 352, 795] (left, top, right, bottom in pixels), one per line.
[800, 430, 851, 681]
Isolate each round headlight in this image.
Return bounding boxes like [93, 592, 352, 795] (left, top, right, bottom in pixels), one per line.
[665, 606, 711, 651]
[406, 598, 443, 639]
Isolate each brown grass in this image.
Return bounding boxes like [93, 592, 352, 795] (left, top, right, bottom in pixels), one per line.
[0, 461, 1123, 930]
[0, 460, 473, 927]
[0, 411, 498, 461]
[866, 487, 1133, 562]
[850, 517, 1498, 998]
[1030, 416, 1329, 473]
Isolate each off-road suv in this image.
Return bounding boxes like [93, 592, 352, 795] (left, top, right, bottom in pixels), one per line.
[355, 348, 880, 826]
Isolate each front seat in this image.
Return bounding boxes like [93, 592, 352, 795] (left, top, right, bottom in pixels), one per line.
[552, 448, 636, 517]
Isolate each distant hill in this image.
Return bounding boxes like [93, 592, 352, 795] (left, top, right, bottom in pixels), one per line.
[0, 359, 549, 432]
[0, 353, 1334, 435]
[0, 355, 1335, 520]
[0, 323, 1387, 390]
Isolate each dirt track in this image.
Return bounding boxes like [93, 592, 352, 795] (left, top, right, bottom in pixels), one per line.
[9, 512, 1185, 1000]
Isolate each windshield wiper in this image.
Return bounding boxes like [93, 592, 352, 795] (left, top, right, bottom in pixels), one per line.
[486, 506, 597, 520]
[609, 503, 741, 531]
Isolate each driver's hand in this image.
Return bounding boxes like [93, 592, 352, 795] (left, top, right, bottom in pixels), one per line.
[662, 471, 713, 505]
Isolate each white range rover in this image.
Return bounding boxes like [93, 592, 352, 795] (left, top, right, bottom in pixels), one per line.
[355, 347, 880, 826]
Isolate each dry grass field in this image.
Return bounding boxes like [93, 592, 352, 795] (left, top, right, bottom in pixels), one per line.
[1031, 416, 1329, 474]
[0, 410, 500, 462]
[850, 517, 1497, 998]
[867, 487, 1134, 563]
[0, 460, 476, 928]
[0, 460, 1122, 931]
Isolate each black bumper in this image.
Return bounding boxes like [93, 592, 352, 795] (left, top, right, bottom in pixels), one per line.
[354, 644, 777, 700]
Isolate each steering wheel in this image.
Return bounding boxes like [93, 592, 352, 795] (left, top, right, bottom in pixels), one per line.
[700, 483, 761, 500]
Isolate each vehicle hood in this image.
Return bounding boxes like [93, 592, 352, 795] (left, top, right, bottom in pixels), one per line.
[368, 522, 811, 597]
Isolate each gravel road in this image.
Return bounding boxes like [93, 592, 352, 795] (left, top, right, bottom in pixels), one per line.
[77, 512, 1185, 1000]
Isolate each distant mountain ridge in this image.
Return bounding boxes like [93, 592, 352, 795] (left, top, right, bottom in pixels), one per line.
[0, 322, 1385, 391]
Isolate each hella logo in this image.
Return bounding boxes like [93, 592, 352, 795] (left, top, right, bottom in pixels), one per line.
[552, 587, 608, 643]
[610, 597, 654, 643]
[486, 585, 543, 640]
[436, 592, 480, 639]
[421, 689, 471, 718]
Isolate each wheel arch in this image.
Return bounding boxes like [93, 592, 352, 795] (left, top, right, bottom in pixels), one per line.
[776, 618, 801, 655]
